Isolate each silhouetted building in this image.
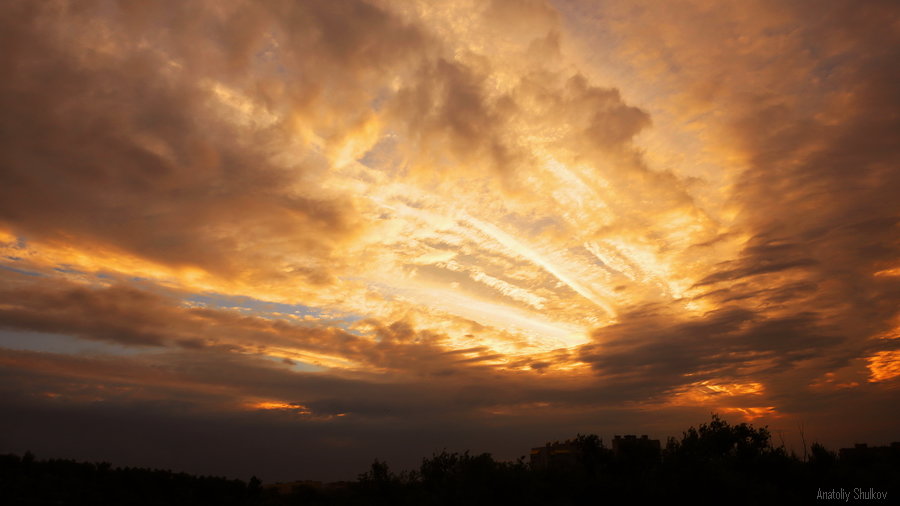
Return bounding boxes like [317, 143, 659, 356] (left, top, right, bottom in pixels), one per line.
[612, 435, 661, 464]
[530, 440, 581, 470]
[838, 442, 900, 464]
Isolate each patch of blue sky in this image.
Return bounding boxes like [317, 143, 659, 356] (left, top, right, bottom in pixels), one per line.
[261, 354, 326, 373]
[53, 266, 86, 275]
[185, 292, 363, 328]
[0, 329, 145, 356]
[369, 86, 393, 112]
[357, 131, 400, 171]
[0, 234, 29, 249]
[0, 264, 43, 277]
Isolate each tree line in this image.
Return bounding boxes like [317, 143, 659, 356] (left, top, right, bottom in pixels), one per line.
[1, 414, 896, 505]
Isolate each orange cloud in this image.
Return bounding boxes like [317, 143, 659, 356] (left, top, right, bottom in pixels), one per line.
[867, 351, 900, 383]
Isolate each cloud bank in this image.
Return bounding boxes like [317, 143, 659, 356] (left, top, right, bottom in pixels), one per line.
[1, 0, 898, 480]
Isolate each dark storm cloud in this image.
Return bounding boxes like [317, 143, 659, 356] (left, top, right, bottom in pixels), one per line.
[0, 379, 584, 483]
[0, 0, 429, 280]
[0, 270, 521, 380]
[573, 0, 900, 418]
[0, 282, 173, 347]
[0, 336, 609, 456]
[0, 270, 710, 434]
[578, 306, 846, 400]
[698, 0, 900, 353]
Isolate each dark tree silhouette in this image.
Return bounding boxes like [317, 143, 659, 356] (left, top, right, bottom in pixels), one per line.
[2, 414, 896, 505]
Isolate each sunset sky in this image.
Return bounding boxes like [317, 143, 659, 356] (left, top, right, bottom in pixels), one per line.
[1, 0, 898, 482]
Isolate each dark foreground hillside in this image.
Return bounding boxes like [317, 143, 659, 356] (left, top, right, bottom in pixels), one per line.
[2, 415, 897, 505]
